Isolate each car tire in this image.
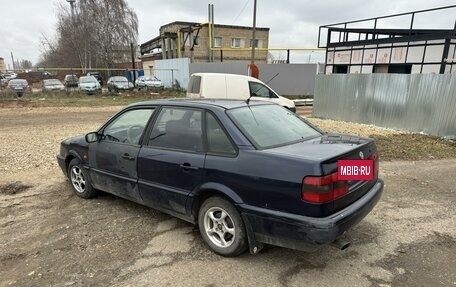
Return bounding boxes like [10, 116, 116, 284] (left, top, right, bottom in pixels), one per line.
[198, 196, 248, 257]
[67, 158, 97, 199]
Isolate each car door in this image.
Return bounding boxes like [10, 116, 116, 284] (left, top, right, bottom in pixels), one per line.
[137, 77, 144, 88]
[88, 107, 155, 202]
[138, 107, 205, 214]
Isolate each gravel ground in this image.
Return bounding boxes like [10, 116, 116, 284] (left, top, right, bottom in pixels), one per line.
[308, 118, 400, 137]
[0, 106, 455, 286]
[0, 106, 122, 178]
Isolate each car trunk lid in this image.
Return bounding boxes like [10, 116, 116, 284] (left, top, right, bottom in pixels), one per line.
[265, 134, 379, 216]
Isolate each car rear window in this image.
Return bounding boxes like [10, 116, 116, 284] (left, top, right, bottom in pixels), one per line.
[227, 104, 321, 149]
[9, 79, 28, 85]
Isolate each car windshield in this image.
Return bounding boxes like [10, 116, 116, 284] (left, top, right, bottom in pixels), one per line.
[144, 76, 159, 81]
[45, 79, 62, 85]
[80, 76, 96, 83]
[227, 104, 321, 149]
[111, 77, 128, 82]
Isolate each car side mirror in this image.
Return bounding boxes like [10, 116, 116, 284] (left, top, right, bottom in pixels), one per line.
[85, 132, 100, 143]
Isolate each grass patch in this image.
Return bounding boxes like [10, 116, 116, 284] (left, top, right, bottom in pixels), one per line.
[0, 89, 185, 108]
[371, 133, 456, 161]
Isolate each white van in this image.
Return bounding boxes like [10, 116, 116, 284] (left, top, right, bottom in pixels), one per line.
[187, 73, 296, 112]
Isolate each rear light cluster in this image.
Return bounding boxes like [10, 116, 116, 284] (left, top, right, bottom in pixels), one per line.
[301, 172, 348, 204]
[301, 150, 379, 204]
[368, 151, 379, 178]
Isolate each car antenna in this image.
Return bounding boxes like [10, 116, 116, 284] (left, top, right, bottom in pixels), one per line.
[264, 73, 279, 85]
[246, 73, 280, 105]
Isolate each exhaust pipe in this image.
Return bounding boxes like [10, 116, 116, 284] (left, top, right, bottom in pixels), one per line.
[330, 238, 350, 250]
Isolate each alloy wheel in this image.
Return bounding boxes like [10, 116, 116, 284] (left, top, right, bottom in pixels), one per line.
[70, 166, 86, 193]
[203, 207, 236, 248]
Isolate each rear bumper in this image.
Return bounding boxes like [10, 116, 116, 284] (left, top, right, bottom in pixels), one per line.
[239, 179, 384, 252]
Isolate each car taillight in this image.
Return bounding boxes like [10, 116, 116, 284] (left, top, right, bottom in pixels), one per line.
[301, 172, 349, 203]
[368, 151, 379, 178]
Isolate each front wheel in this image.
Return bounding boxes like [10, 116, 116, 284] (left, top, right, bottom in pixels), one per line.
[198, 197, 248, 257]
[68, 158, 97, 199]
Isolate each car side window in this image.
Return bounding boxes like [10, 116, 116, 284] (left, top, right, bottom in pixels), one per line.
[102, 109, 154, 145]
[249, 82, 278, 98]
[188, 76, 201, 93]
[206, 113, 236, 156]
[148, 107, 203, 152]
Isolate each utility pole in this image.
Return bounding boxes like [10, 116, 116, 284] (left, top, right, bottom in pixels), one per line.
[130, 42, 136, 84]
[211, 4, 215, 62]
[66, 0, 75, 17]
[10, 52, 15, 71]
[251, 0, 257, 64]
[208, 4, 215, 62]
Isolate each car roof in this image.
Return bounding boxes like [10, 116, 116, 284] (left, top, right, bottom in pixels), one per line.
[127, 98, 273, 110]
[190, 73, 262, 83]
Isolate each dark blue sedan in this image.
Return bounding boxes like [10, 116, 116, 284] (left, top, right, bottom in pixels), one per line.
[57, 99, 383, 256]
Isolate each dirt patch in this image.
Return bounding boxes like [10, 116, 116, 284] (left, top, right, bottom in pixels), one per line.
[0, 182, 32, 195]
[0, 160, 455, 286]
[373, 232, 456, 287]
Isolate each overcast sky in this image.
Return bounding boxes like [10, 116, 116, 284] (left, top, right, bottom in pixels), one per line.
[1, 0, 455, 68]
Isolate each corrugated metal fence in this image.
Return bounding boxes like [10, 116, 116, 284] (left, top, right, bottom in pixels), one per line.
[314, 74, 456, 137]
[153, 58, 190, 89]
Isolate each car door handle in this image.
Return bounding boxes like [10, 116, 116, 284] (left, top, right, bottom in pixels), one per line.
[121, 153, 135, 161]
[180, 163, 199, 171]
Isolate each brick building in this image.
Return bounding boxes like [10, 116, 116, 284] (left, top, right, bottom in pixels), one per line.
[140, 21, 269, 63]
[0, 57, 6, 73]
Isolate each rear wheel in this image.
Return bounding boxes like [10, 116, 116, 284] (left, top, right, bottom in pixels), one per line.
[198, 197, 247, 257]
[68, 158, 97, 199]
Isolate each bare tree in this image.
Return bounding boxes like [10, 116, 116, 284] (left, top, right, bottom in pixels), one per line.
[39, 0, 138, 70]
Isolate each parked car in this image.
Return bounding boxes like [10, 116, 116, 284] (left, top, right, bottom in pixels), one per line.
[107, 76, 134, 92]
[64, 74, 79, 88]
[6, 79, 31, 97]
[57, 99, 383, 257]
[78, 76, 101, 95]
[135, 75, 164, 90]
[0, 74, 7, 87]
[87, 72, 103, 85]
[187, 73, 296, 112]
[42, 79, 65, 92]
[2, 72, 17, 80]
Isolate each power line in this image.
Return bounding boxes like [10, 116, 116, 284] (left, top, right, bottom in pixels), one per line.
[232, 0, 251, 24]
